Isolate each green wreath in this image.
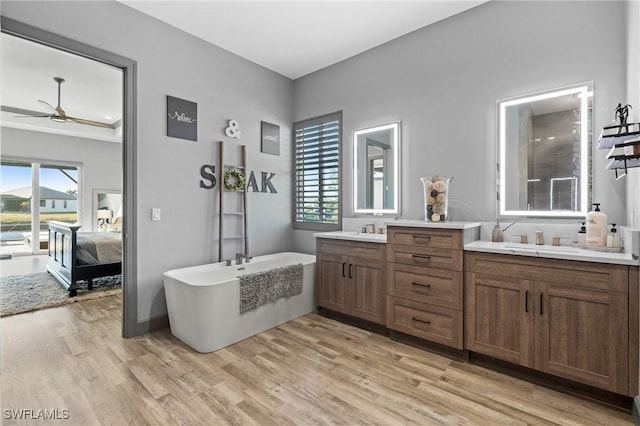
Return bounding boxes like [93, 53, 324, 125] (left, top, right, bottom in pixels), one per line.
[223, 167, 246, 191]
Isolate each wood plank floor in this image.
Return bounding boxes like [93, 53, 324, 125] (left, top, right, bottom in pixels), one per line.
[0, 295, 633, 425]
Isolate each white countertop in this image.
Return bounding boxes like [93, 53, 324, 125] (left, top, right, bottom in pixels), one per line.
[464, 240, 639, 266]
[313, 231, 387, 244]
[385, 219, 482, 229]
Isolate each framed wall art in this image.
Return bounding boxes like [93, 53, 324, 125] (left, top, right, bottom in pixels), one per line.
[261, 121, 280, 155]
[167, 95, 198, 141]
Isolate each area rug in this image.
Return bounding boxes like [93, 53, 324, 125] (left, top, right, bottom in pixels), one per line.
[0, 272, 121, 317]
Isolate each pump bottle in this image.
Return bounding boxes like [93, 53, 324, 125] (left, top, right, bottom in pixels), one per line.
[586, 203, 607, 247]
[577, 222, 587, 247]
[607, 223, 620, 248]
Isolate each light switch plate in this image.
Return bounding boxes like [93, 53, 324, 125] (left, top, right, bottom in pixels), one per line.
[152, 208, 161, 221]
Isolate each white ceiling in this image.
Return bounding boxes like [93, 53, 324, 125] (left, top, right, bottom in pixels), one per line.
[0, 34, 124, 142]
[0, 1, 486, 141]
[121, 1, 487, 79]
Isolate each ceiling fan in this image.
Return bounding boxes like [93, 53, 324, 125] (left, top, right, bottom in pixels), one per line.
[15, 77, 112, 128]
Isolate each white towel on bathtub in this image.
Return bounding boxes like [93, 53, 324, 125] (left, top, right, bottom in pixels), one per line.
[239, 263, 303, 314]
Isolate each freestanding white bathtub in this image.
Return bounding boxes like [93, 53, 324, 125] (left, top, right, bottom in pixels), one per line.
[163, 252, 316, 353]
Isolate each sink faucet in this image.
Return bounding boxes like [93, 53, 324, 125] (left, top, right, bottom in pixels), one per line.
[536, 231, 544, 245]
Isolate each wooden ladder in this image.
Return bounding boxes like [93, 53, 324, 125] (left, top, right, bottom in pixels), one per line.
[218, 140, 248, 262]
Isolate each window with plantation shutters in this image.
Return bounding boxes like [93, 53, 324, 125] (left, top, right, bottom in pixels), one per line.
[293, 112, 342, 231]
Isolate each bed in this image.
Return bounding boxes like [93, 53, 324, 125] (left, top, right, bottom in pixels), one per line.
[46, 221, 122, 297]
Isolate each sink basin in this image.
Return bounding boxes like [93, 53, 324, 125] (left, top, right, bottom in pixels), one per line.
[504, 244, 578, 254]
[316, 231, 386, 241]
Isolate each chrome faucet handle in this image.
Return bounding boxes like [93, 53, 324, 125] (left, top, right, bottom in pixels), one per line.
[225, 259, 232, 266]
[235, 253, 244, 265]
[552, 236, 571, 246]
[513, 234, 528, 244]
[535, 231, 544, 245]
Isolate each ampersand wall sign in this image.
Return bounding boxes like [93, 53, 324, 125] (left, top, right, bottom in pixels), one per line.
[225, 119, 241, 139]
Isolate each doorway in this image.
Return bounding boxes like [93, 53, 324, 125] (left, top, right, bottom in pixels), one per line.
[1, 17, 137, 337]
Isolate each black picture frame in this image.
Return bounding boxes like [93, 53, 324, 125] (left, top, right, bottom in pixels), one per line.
[261, 121, 280, 155]
[167, 95, 198, 141]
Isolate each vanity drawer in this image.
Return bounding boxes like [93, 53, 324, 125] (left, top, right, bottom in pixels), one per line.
[387, 227, 462, 250]
[387, 297, 463, 349]
[316, 239, 384, 260]
[464, 252, 629, 293]
[387, 244, 462, 271]
[387, 263, 462, 309]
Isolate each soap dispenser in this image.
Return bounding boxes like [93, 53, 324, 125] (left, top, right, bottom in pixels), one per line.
[586, 203, 608, 247]
[491, 219, 503, 242]
[577, 222, 587, 247]
[607, 223, 620, 248]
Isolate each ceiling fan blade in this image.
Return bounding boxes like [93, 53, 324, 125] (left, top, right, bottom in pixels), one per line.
[66, 115, 112, 129]
[14, 114, 51, 118]
[2, 105, 51, 118]
[38, 100, 57, 114]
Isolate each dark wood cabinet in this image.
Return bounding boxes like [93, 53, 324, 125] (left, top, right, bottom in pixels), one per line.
[465, 272, 534, 367]
[535, 281, 629, 393]
[465, 252, 638, 396]
[316, 239, 386, 325]
[316, 252, 346, 312]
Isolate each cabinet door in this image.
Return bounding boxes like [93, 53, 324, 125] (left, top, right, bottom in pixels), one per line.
[347, 256, 385, 324]
[316, 252, 346, 312]
[535, 282, 628, 394]
[465, 272, 535, 367]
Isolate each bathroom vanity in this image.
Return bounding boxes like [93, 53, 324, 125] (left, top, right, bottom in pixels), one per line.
[314, 220, 640, 399]
[465, 251, 638, 396]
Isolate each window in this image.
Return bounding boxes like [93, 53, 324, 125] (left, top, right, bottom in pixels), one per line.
[63, 200, 68, 209]
[293, 112, 342, 231]
[51, 200, 56, 208]
[40, 200, 46, 207]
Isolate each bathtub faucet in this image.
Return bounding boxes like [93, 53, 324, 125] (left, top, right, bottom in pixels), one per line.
[235, 253, 252, 265]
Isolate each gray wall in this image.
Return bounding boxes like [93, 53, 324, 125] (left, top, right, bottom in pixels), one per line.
[1, 1, 294, 324]
[1, 127, 122, 232]
[292, 0, 627, 253]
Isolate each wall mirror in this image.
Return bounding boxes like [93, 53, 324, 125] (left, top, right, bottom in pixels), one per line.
[498, 83, 592, 217]
[353, 121, 400, 215]
[93, 189, 122, 232]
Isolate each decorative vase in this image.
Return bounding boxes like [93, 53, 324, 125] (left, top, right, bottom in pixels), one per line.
[420, 176, 453, 222]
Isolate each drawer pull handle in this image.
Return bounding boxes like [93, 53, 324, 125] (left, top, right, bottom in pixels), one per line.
[342, 262, 346, 278]
[525, 290, 529, 313]
[540, 293, 543, 315]
[412, 282, 431, 289]
[413, 235, 432, 244]
[412, 317, 431, 325]
[412, 254, 431, 262]
[348, 263, 353, 279]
